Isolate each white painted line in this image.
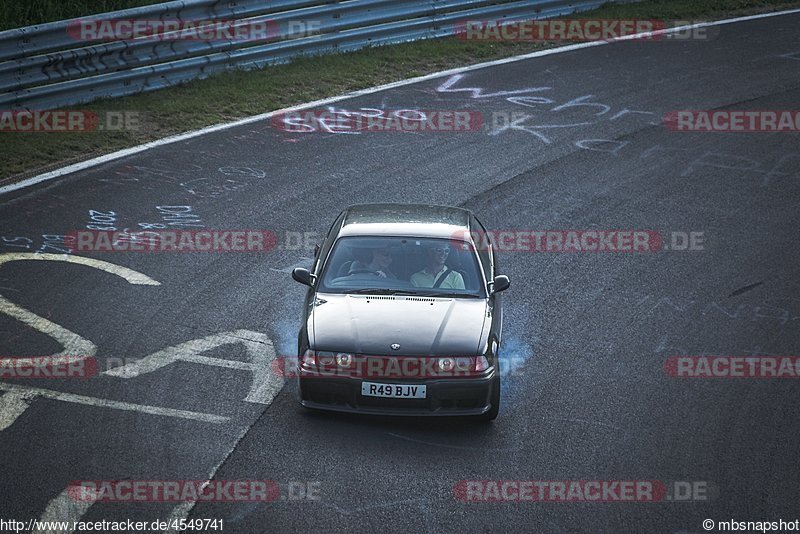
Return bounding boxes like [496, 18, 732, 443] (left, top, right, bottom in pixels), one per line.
[0, 252, 158, 356]
[161, 415, 257, 533]
[0, 253, 159, 362]
[0, 252, 161, 286]
[154, 332, 284, 532]
[0, 389, 36, 431]
[0, 382, 229, 424]
[162, 500, 197, 534]
[105, 329, 282, 405]
[0, 253, 163, 429]
[29, 329, 282, 530]
[0, 294, 96, 358]
[33, 487, 93, 534]
[2, 8, 799, 197]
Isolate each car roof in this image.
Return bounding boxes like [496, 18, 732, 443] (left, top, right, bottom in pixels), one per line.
[338, 203, 474, 239]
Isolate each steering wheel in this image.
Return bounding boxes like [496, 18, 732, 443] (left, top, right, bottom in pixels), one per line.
[348, 268, 380, 275]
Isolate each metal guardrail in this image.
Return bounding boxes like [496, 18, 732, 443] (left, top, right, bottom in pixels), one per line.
[0, 0, 610, 110]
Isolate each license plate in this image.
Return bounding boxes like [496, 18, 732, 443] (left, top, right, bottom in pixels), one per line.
[361, 382, 427, 399]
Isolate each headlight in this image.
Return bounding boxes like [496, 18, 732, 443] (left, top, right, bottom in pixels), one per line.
[454, 357, 472, 372]
[335, 353, 353, 367]
[317, 352, 335, 366]
[313, 351, 354, 367]
[437, 357, 455, 372]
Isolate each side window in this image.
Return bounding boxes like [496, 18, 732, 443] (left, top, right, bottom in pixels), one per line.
[314, 211, 345, 276]
[471, 215, 493, 282]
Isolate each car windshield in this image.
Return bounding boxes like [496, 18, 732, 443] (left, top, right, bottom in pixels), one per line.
[319, 236, 485, 297]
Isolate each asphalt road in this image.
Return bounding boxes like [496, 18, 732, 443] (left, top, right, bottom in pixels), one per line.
[2, 11, 800, 533]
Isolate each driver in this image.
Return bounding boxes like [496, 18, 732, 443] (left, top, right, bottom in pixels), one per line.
[349, 246, 396, 279]
[410, 244, 465, 289]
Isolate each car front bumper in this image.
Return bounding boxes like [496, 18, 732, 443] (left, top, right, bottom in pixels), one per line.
[297, 369, 497, 417]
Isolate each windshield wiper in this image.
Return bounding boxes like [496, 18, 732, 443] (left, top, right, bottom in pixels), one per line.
[348, 288, 407, 295]
[411, 291, 480, 299]
[347, 288, 480, 298]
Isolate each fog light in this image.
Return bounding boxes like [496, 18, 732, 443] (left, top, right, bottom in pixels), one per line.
[475, 355, 490, 372]
[438, 357, 455, 372]
[336, 353, 352, 367]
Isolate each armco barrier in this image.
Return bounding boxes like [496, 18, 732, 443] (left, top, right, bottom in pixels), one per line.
[0, 0, 613, 110]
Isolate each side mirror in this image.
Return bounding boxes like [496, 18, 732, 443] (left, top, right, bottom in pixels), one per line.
[491, 275, 510, 294]
[292, 268, 315, 287]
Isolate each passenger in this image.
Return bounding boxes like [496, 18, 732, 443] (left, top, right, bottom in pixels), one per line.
[410, 244, 465, 289]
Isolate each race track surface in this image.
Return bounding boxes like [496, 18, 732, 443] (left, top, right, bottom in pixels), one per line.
[1, 11, 800, 533]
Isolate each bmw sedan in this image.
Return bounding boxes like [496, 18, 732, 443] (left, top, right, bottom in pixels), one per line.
[291, 203, 510, 420]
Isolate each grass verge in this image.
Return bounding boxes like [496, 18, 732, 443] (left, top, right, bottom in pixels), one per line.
[2, 0, 799, 184]
[0, 0, 167, 31]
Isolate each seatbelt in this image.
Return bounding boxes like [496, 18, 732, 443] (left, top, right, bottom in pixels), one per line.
[432, 267, 453, 289]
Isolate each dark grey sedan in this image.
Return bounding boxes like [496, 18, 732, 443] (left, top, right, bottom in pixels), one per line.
[291, 203, 510, 420]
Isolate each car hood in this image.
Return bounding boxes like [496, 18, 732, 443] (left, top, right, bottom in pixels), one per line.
[309, 293, 489, 356]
